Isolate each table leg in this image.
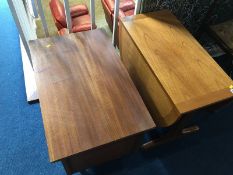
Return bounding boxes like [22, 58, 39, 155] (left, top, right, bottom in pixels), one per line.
[62, 159, 73, 175]
[142, 114, 200, 150]
[142, 125, 199, 150]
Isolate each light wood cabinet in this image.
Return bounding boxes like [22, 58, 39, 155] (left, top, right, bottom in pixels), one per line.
[119, 10, 233, 127]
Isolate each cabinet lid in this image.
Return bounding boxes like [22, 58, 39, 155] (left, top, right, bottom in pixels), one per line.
[121, 10, 233, 114]
[29, 29, 155, 162]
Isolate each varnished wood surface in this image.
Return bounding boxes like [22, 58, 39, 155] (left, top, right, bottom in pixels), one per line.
[29, 29, 155, 162]
[63, 135, 142, 173]
[120, 10, 233, 126]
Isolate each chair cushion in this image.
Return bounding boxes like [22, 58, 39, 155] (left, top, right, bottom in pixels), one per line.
[112, 9, 134, 20]
[72, 14, 96, 33]
[70, 4, 89, 18]
[120, 0, 135, 12]
[122, 8, 134, 16]
[104, 0, 135, 12]
[49, 0, 66, 27]
[50, 0, 89, 28]
[52, 15, 65, 30]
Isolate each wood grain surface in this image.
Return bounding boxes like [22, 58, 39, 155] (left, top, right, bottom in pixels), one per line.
[120, 10, 233, 126]
[29, 29, 155, 162]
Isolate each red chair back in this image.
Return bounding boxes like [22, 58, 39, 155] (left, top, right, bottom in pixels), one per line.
[49, 0, 67, 29]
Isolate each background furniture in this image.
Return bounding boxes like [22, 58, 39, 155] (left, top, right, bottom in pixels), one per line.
[140, 0, 213, 36]
[209, 20, 233, 78]
[29, 29, 155, 175]
[120, 11, 233, 127]
[203, 0, 233, 78]
[49, 0, 96, 35]
[101, 0, 135, 45]
[207, 0, 233, 27]
[209, 20, 233, 55]
[141, 0, 233, 37]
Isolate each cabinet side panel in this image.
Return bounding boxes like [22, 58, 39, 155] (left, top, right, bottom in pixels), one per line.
[120, 25, 180, 127]
[64, 135, 143, 173]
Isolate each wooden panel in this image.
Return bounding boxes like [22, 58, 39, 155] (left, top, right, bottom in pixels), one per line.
[63, 134, 143, 173]
[119, 25, 180, 126]
[29, 29, 155, 162]
[120, 11, 233, 126]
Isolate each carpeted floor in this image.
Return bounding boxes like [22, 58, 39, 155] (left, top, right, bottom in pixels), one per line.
[1, 0, 233, 175]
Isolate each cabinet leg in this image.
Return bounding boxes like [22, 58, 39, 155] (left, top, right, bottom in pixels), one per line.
[142, 125, 199, 150]
[62, 159, 73, 175]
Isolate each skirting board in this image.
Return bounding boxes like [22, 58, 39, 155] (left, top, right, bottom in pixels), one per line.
[20, 36, 38, 102]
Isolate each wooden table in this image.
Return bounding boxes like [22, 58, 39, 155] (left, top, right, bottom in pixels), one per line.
[119, 10, 233, 128]
[29, 29, 155, 174]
